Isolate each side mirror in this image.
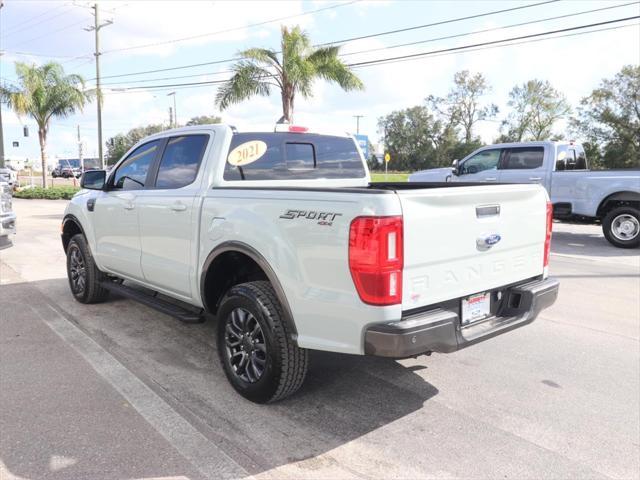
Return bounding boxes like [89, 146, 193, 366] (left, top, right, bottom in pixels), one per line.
[451, 159, 460, 176]
[81, 170, 106, 190]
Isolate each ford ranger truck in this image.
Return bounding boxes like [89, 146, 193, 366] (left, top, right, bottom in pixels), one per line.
[61, 125, 559, 403]
[409, 141, 640, 248]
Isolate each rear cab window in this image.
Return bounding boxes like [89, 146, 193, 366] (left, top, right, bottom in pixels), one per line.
[223, 133, 366, 181]
[154, 134, 208, 189]
[556, 144, 588, 171]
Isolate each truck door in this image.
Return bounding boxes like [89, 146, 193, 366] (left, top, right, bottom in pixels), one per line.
[498, 146, 547, 185]
[93, 139, 163, 280]
[455, 148, 502, 182]
[137, 134, 210, 299]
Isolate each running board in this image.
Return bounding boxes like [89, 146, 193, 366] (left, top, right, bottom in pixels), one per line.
[101, 281, 205, 324]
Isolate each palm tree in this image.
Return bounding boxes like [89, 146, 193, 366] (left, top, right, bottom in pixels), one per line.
[215, 25, 364, 123]
[1, 62, 92, 187]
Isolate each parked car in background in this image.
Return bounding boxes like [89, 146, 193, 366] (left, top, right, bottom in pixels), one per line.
[0, 181, 16, 250]
[409, 141, 640, 248]
[52, 165, 81, 178]
[61, 124, 558, 403]
[0, 168, 17, 188]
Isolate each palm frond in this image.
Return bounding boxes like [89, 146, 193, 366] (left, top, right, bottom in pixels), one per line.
[215, 61, 273, 110]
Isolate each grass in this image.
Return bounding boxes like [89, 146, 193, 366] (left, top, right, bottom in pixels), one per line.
[370, 172, 410, 182]
[13, 185, 80, 200]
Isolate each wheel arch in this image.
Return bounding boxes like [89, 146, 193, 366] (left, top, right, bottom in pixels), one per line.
[61, 214, 86, 253]
[200, 241, 298, 342]
[596, 191, 640, 218]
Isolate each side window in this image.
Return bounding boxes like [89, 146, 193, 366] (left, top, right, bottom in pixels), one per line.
[285, 143, 315, 170]
[461, 150, 501, 174]
[502, 147, 544, 170]
[112, 140, 161, 190]
[155, 135, 208, 189]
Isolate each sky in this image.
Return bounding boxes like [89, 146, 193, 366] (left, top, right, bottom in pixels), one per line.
[0, 0, 639, 165]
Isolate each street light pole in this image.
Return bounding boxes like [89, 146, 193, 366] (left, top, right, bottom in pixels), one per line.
[85, 4, 112, 169]
[353, 115, 364, 135]
[167, 92, 177, 127]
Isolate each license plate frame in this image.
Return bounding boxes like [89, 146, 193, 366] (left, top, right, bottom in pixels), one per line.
[461, 291, 491, 325]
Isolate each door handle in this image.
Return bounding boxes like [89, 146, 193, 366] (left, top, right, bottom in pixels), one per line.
[170, 202, 187, 212]
[484, 177, 497, 181]
[123, 203, 135, 210]
[529, 177, 542, 181]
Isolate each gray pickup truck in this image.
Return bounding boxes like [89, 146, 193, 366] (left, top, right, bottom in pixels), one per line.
[0, 181, 16, 250]
[409, 141, 640, 248]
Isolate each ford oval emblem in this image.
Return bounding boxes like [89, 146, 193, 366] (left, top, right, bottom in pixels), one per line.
[477, 233, 501, 250]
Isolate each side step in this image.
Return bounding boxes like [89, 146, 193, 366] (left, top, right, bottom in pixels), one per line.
[101, 281, 205, 324]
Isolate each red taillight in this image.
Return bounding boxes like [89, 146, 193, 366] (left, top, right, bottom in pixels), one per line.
[288, 125, 308, 133]
[544, 201, 553, 268]
[349, 216, 403, 306]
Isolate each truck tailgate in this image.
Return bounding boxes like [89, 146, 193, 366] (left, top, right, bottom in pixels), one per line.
[397, 184, 547, 310]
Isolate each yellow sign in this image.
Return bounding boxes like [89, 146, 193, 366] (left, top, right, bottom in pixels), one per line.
[384, 153, 391, 163]
[227, 140, 268, 166]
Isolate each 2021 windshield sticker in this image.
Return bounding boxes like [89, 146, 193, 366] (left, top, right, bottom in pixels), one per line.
[227, 140, 268, 166]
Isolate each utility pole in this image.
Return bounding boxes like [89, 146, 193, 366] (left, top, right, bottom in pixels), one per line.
[77, 125, 84, 172]
[353, 115, 364, 135]
[0, 2, 5, 168]
[85, 4, 112, 169]
[167, 92, 177, 127]
[168, 107, 173, 128]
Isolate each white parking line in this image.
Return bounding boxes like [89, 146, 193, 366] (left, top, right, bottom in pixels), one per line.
[31, 302, 251, 480]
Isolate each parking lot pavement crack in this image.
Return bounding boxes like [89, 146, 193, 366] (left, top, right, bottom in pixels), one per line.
[29, 300, 253, 480]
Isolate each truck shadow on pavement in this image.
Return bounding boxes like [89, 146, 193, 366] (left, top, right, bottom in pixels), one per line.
[1, 278, 440, 479]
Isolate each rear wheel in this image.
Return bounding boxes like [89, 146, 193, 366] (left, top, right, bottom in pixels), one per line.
[66, 234, 109, 303]
[602, 207, 640, 249]
[217, 281, 307, 403]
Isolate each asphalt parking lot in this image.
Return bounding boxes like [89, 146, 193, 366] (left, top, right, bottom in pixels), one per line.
[1, 199, 639, 480]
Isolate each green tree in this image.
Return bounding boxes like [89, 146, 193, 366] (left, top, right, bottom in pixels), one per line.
[186, 115, 222, 126]
[500, 79, 570, 142]
[0, 62, 92, 187]
[571, 65, 640, 169]
[215, 25, 363, 122]
[427, 70, 497, 143]
[106, 124, 165, 165]
[378, 106, 447, 171]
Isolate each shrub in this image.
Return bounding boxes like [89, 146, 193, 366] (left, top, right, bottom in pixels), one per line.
[13, 186, 80, 200]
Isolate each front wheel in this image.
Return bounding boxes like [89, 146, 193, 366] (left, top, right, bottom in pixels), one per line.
[602, 207, 640, 249]
[66, 234, 109, 303]
[217, 281, 308, 403]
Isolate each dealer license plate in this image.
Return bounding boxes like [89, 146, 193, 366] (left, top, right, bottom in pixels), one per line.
[461, 292, 491, 325]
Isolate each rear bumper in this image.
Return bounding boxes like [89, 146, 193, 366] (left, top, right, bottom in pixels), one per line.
[364, 277, 559, 358]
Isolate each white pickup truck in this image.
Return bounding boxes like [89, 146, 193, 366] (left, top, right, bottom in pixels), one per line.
[409, 141, 640, 248]
[62, 125, 559, 403]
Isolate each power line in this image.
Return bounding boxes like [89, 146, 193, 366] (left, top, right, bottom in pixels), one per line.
[8, 18, 87, 48]
[318, 0, 560, 46]
[104, 17, 639, 93]
[100, 0, 361, 55]
[342, 1, 639, 57]
[1, 5, 69, 37]
[96, 1, 639, 87]
[92, 0, 559, 81]
[348, 15, 640, 67]
[101, 21, 638, 98]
